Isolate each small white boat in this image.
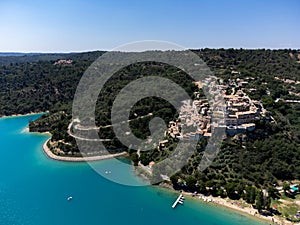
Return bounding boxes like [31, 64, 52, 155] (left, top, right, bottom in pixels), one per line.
[67, 196, 73, 201]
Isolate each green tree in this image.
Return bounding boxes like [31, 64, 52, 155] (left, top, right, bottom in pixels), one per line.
[225, 182, 236, 198]
[264, 196, 271, 210]
[130, 152, 139, 166]
[255, 190, 264, 212]
[139, 152, 150, 166]
[244, 186, 257, 204]
[170, 174, 180, 188]
[249, 187, 257, 204]
[197, 182, 206, 194]
[283, 182, 290, 195]
[216, 188, 225, 197]
[185, 176, 197, 191]
[267, 186, 278, 199]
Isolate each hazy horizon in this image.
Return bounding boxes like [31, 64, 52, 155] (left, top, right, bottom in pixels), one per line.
[1, 46, 300, 55]
[1, 0, 299, 52]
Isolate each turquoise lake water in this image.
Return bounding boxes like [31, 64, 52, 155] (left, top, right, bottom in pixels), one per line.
[0, 114, 269, 225]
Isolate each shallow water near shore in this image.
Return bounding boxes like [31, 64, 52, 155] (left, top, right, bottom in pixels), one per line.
[0, 114, 268, 225]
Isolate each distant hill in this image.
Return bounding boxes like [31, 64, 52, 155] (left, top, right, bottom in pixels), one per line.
[0, 51, 104, 64]
[0, 53, 33, 57]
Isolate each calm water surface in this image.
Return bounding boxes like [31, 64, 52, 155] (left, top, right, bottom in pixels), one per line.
[0, 114, 268, 225]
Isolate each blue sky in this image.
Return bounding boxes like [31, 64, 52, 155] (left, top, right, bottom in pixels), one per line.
[0, 0, 299, 52]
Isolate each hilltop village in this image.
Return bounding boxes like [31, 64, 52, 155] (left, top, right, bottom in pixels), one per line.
[160, 74, 268, 149]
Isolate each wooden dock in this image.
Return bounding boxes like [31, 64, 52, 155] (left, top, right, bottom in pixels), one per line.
[172, 194, 184, 208]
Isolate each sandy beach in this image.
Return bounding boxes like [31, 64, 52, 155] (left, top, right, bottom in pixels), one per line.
[180, 191, 298, 225]
[42, 138, 128, 162]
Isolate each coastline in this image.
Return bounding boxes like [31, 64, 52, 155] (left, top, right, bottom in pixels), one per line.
[2, 113, 298, 224]
[43, 137, 297, 224]
[39, 135, 291, 224]
[157, 183, 297, 225]
[181, 192, 295, 225]
[5, 112, 128, 162]
[0, 111, 47, 119]
[42, 138, 128, 162]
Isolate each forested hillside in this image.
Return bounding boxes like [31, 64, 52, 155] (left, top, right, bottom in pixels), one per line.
[0, 51, 104, 115]
[1, 49, 300, 192]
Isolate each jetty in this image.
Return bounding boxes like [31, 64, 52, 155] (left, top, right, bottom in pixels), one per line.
[172, 194, 184, 208]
